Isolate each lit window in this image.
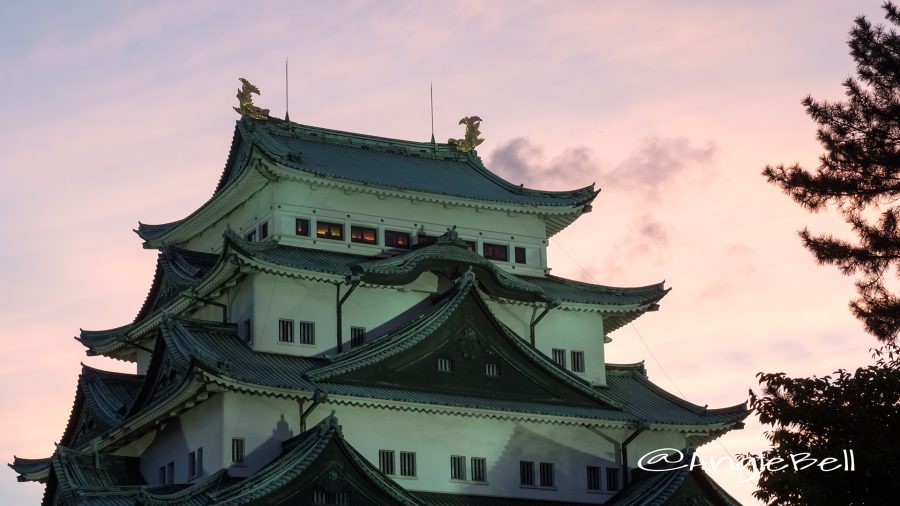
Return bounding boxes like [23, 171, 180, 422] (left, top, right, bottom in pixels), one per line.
[571, 351, 585, 373]
[437, 357, 453, 372]
[552, 348, 566, 368]
[350, 326, 366, 348]
[316, 221, 344, 240]
[485, 362, 500, 377]
[471, 457, 487, 482]
[483, 242, 508, 261]
[296, 218, 310, 236]
[279, 319, 294, 343]
[514, 246, 527, 264]
[384, 230, 411, 249]
[297, 321, 315, 345]
[350, 225, 377, 244]
[379, 450, 395, 475]
[232, 438, 245, 465]
[400, 452, 417, 477]
[519, 461, 534, 486]
[451, 455, 466, 480]
[587, 465, 601, 491]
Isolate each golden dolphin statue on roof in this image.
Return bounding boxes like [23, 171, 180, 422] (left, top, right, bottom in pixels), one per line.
[449, 115, 484, 152]
[233, 78, 269, 120]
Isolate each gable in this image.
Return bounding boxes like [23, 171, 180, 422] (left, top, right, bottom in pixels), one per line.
[323, 284, 607, 408]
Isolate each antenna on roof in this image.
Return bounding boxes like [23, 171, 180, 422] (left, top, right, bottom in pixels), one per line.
[430, 81, 435, 146]
[284, 57, 290, 122]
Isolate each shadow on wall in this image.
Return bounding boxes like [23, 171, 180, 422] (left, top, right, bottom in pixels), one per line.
[462, 423, 617, 498]
[229, 413, 295, 478]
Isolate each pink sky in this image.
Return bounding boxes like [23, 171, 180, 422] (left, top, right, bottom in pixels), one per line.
[0, 1, 888, 503]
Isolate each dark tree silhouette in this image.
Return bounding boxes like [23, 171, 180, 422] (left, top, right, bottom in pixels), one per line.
[749, 5, 900, 504]
[763, 2, 900, 342]
[745, 343, 900, 504]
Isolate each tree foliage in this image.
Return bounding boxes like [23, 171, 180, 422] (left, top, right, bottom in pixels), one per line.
[746, 343, 900, 504]
[763, 2, 900, 342]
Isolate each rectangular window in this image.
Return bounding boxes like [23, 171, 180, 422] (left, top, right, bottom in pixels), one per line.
[607, 467, 620, 491]
[350, 225, 377, 244]
[514, 246, 527, 264]
[465, 241, 476, 252]
[571, 350, 585, 373]
[520, 461, 535, 486]
[400, 452, 416, 477]
[297, 321, 315, 345]
[279, 319, 294, 343]
[259, 222, 269, 240]
[437, 357, 453, 372]
[312, 489, 327, 505]
[296, 218, 310, 236]
[483, 242, 509, 261]
[316, 221, 344, 240]
[485, 362, 500, 377]
[539, 462, 555, 487]
[245, 229, 257, 242]
[552, 348, 566, 368]
[334, 491, 349, 505]
[242, 319, 252, 345]
[378, 450, 395, 475]
[587, 465, 601, 491]
[471, 457, 487, 482]
[350, 326, 366, 348]
[384, 230, 411, 249]
[451, 455, 467, 480]
[158, 465, 166, 485]
[188, 450, 196, 477]
[196, 447, 203, 476]
[166, 461, 174, 484]
[232, 438, 245, 465]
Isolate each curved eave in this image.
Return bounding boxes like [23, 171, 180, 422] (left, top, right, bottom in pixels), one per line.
[136, 147, 275, 249]
[8, 456, 50, 483]
[77, 323, 135, 357]
[603, 363, 750, 428]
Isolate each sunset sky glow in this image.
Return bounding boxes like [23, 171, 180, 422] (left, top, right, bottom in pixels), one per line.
[0, 1, 890, 503]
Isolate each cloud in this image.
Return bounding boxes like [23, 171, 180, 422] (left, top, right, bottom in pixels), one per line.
[488, 137, 600, 190]
[602, 136, 717, 199]
[598, 214, 671, 282]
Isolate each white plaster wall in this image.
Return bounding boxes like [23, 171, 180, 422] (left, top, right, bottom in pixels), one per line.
[249, 273, 434, 356]
[488, 301, 607, 386]
[272, 180, 549, 275]
[221, 392, 302, 478]
[138, 394, 224, 485]
[182, 184, 276, 253]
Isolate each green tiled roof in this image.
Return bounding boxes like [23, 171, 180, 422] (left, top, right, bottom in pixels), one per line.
[413, 492, 593, 505]
[238, 118, 597, 208]
[606, 447, 742, 506]
[59, 366, 143, 449]
[136, 118, 597, 244]
[8, 456, 50, 483]
[601, 364, 748, 426]
[133, 245, 219, 323]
